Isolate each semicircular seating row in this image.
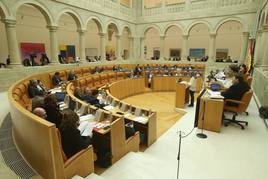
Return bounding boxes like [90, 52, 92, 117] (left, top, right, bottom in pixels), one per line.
[9, 63, 205, 179]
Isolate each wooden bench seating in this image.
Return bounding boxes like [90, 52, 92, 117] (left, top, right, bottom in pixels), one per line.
[9, 63, 205, 179]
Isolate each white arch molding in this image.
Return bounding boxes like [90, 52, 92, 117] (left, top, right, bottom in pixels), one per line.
[13, 0, 53, 25]
[85, 16, 104, 33]
[214, 17, 248, 33]
[186, 20, 213, 35]
[0, 1, 9, 18]
[162, 23, 185, 36]
[120, 24, 132, 37]
[105, 20, 120, 35]
[56, 8, 83, 29]
[142, 24, 162, 36]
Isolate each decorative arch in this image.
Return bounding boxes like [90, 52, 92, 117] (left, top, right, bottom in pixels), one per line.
[56, 8, 83, 29]
[186, 20, 213, 35]
[105, 20, 120, 34]
[163, 23, 185, 36]
[143, 24, 161, 36]
[215, 17, 247, 33]
[121, 24, 132, 37]
[85, 16, 103, 33]
[13, 0, 53, 25]
[0, 1, 9, 18]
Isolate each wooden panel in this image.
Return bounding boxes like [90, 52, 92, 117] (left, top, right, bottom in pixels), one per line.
[175, 82, 189, 108]
[198, 97, 224, 132]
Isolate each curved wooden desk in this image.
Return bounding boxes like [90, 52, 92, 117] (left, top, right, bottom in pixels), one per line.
[8, 63, 205, 179]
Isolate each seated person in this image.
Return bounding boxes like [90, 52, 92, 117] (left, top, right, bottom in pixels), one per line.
[32, 107, 47, 119]
[60, 110, 92, 159]
[225, 56, 232, 62]
[133, 64, 142, 76]
[28, 79, 46, 98]
[112, 65, 118, 71]
[44, 94, 62, 128]
[221, 74, 250, 106]
[74, 87, 83, 100]
[52, 72, 63, 86]
[40, 53, 50, 65]
[67, 70, 77, 81]
[82, 88, 103, 108]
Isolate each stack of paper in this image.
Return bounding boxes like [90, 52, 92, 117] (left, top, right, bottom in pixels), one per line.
[207, 89, 224, 99]
[79, 114, 95, 123]
[133, 116, 148, 123]
[104, 105, 114, 110]
[78, 121, 95, 137]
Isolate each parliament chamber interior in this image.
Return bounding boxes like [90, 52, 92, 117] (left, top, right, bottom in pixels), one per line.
[0, 0, 268, 179]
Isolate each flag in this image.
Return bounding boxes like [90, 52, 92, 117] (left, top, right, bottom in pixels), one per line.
[246, 40, 255, 75]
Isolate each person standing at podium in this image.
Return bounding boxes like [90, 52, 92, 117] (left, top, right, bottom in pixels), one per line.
[188, 73, 197, 107]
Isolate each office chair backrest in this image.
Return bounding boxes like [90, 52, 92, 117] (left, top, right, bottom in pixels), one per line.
[246, 76, 252, 86]
[238, 90, 253, 112]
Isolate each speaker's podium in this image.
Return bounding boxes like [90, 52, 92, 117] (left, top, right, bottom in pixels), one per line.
[175, 81, 189, 108]
[196, 90, 224, 132]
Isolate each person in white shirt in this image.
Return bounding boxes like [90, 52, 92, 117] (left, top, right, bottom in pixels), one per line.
[188, 73, 197, 107]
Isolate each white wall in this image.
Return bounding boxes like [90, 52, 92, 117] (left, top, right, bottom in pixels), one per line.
[145, 28, 160, 59]
[15, 5, 50, 61]
[188, 23, 209, 57]
[164, 26, 183, 57]
[58, 13, 79, 57]
[215, 21, 243, 61]
[85, 20, 100, 56]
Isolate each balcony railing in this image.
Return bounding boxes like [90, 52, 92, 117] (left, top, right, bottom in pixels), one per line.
[143, 0, 263, 17]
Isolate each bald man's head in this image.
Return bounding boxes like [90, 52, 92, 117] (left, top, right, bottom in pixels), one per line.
[33, 107, 47, 119]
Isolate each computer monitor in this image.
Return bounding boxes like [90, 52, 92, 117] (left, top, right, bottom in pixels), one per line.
[194, 89, 206, 127]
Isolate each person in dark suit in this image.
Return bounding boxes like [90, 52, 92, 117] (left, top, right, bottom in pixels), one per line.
[44, 94, 62, 128]
[67, 70, 77, 81]
[74, 87, 83, 100]
[28, 79, 46, 98]
[221, 74, 250, 106]
[52, 72, 63, 86]
[60, 110, 91, 159]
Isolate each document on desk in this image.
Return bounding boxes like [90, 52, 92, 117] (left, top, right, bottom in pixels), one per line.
[79, 114, 95, 123]
[103, 105, 114, 111]
[207, 89, 224, 99]
[133, 116, 148, 124]
[78, 121, 95, 137]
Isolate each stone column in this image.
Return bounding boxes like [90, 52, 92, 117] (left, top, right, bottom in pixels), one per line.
[116, 35, 122, 60]
[4, 19, 21, 66]
[77, 28, 86, 62]
[181, 34, 189, 61]
[208, 33, 216, 63]
[140, 37, 145, 59]
[239, 32, 250, 64]
[160, 35, 165, 60]
[99, 33, 106, 61]
[260, 26, 268, 66]
[128, 36, 134, 59]
[47, 25, 59, 64]
[254, 30, 262, 66]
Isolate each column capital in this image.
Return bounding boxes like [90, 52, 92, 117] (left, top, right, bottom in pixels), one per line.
[128, 36, 134, 40]
[182, 34, 189, 39]
[160, 35, 166, 40]
[242, 31, 250, 37]
[47, 25, 58, 32]
[209, 33, 217, 38]
[115, 34, 122, 38]
[262, 25, 268, 32]
[77, 28, 87, 34]
[98, 32, 106, 37]
[4, 19, 16, 28]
